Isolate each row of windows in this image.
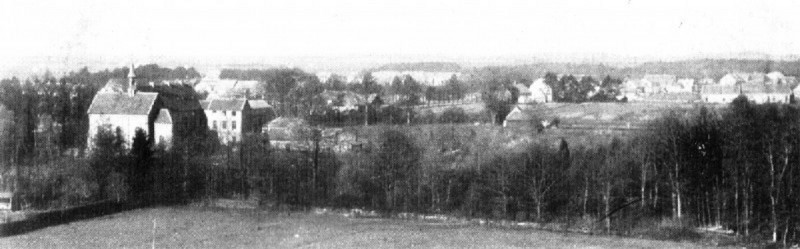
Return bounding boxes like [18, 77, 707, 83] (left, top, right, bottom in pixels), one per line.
[212, 120, 237, 130]
[211, 110, 237, 116]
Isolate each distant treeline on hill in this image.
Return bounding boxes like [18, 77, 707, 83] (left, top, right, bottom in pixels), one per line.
[467, 59, 800, 81]
[218, 68, 311, 81]
[371, 62, 462, 72]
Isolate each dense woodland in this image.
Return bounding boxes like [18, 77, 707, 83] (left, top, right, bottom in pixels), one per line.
[240, 97, 800, 245]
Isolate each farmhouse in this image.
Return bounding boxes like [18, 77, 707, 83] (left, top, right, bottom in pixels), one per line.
[263, 117, 312, 150]
[741, 83, 792, 103]
[503, 105, 536, 129]
[641, 74, 677, 93]
[201, 98, 271, 145]
[529, 78, 553, 103]
[514, 82, 532, 104]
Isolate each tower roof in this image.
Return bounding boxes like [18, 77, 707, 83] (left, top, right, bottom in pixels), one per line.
[127, 63, 136, 78]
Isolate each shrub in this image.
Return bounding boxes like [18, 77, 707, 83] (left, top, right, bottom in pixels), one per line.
[439, 107, 469, 124]
[630, 217, 702, 242]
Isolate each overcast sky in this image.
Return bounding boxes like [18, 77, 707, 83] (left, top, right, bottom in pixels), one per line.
[1, 0, 799, 73]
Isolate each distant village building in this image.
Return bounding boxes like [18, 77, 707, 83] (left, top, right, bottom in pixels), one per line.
[194, 78, 261, 99]
[503, 105, 536, 129]
[701, 85, 739, 103]
[529, 78, 553, 103]
[741, 83, 792, 103]
[319, 90, 366, 112]
[718, 73, 746, 86]
[264, 117, 312, 150]
[766, 71, 785, 84]
[201, 98, 271, 145]
[514, 82, 532, 104]
[702, 83, 792, 104]
[671, 78, 695, 93]
[319, 128, 366, 153]
[87, 64, 206, 150]
[641, 74, 677, 93]
[247, 100, 275, 129]
[717, 72, 779, 86]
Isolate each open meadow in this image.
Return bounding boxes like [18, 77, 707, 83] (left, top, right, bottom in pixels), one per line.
[0, 206, 733, 249]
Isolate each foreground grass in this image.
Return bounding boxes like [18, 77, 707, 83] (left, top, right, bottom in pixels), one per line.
[0, 206, 731, 248]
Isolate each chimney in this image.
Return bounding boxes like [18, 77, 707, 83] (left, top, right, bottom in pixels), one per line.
[127, 63, 136, 96]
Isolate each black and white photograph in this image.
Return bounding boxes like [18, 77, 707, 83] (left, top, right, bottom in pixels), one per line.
[1, 0, 800, 248]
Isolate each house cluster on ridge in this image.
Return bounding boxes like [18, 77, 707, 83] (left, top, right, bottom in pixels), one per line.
[701, 71, 797, 104]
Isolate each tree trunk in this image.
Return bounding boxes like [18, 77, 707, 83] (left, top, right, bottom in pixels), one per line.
[640, 163, 647, 208]
[675, 162, 682, 219]
[604, 182, 611, 233]
[769, 150, 778, 242]
[364, 104, 369, 126]
[583, 175, 589, 216]
[536, 196, 542, 221]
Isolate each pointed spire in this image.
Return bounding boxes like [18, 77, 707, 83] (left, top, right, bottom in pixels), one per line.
[127, 62, 136, 96]
[128, 63, 136, 78]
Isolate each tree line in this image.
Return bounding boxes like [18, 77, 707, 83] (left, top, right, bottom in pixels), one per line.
[467, 59, 800, 81]
[224, 95, 800, 245]
[220, 68, 469, 126]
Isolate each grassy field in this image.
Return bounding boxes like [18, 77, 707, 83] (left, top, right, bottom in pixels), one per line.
[0, 206, 733, 248]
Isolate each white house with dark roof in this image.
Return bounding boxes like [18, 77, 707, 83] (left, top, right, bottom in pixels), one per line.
[87, 64, 206, 151]
[202, 98, 272, 144]
[87, 64, 162, 150]
[529, 78, 553, 103]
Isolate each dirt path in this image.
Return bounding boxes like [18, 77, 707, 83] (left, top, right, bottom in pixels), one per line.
[0, 207, 731, 248]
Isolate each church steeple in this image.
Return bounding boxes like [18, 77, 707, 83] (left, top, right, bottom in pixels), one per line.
[127, 63, 136, 96]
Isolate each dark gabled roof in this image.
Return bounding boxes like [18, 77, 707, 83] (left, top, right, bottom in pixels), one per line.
[87, 92, 159, 115]
[199, 100, 211, 109]
[158, 95, 202, 112]
[505, 106, 535, 121]
[138, 84, 202, 112]
[155, 109, 173, 124]
[99, 79, 132, 94]
[100, 79, 202, 112]
[205, 98, 247, 111]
